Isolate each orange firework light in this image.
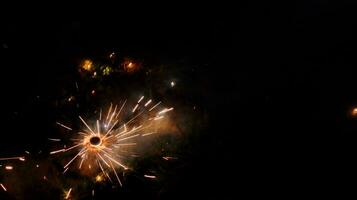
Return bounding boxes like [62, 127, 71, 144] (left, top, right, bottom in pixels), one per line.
[123, 59, 141, 73]
[51, 96, 174, 186]
[352, 107, 357, 116]
[81, 59, 93, 71]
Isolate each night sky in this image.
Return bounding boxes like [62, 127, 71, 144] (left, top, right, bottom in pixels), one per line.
[1, 2, 357, 199]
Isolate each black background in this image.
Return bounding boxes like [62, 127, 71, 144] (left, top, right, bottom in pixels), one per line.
[1, 1, 357, 199]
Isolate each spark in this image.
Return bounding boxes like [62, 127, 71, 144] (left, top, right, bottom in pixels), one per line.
[154, 116, 164, 121]
[132, 104, 139, 113]
[95, 174, 104, 182]
[158, 107, 174, 115]
[144, 175, 156, 179]
[0, 156, 25, 161]
[48, 138, 61, 142]
[138, 96, 144, 103]
[142, 132, 156, 137]
[0, 183, 6, 191]
[144, 99, 152, 107]
[5, 166, 13, 170]
[162, 156, 177, 161]
[149, 101, 161, 111]
[56, 122, 73, 131]
[51, 97, 173, 186]
[65, 188, 72, 199]
[170, 81, 175, 87]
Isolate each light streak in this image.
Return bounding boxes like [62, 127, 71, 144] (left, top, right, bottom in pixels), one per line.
[0, 183, 6, 191]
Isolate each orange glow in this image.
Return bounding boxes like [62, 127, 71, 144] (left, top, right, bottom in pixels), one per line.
[352, 108, 357, 116]
[123, 59, 141, 73]
[81, 60, 93, 71]
[95, 174, 103, 182]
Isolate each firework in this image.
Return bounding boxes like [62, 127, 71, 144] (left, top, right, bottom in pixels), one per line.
[51, 96, 173, 186]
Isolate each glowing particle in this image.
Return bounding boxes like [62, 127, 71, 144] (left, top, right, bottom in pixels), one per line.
[170, 81, 175, 87]
[158, 107, 174, 115]
[82, 59, 93, 71]
[0, 183, 6, 191]
[5, 166, 13, 170]
[95, 174, 103, 182]
[144, 99, 152, 107]
[144, 175, 156, 179]
[19, 157, 25, 161]
[163, 156, 177, 161]
[352, 107, 357, 116]
[56, 122, 73, 131]
[68, 96, 75, 102]
[127, 62, 133, 68]
[36, 164, 39, 168]
[65, 188, 72, 199]
[91, 90, 96, 95]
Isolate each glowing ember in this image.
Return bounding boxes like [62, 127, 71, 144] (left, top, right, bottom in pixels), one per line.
[81, 59, 93, 71]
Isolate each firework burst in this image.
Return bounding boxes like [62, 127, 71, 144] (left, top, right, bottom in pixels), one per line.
[51, 96, 173, 186]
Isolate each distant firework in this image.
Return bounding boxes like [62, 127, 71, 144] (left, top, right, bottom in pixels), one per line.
[51, 96, 173, 186]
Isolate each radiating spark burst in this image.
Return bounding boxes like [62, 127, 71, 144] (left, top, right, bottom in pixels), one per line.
[51, 96, 173, 185]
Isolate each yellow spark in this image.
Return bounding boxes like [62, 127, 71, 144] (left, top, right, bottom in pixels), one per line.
[0, 183, 7, 191]
[95, 174, 103, 182]
[65, 188, 72, 199]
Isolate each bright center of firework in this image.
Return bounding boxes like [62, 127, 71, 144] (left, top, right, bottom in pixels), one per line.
[89, 136, 101, 146]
